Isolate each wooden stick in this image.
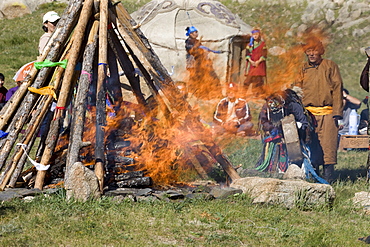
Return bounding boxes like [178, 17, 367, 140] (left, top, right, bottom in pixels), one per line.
[66, 20, 99, 181]
[56, 0, 94, 114]
[107, 28, 147, 108]
[34, 0, 95, 190]
[95, 0, 109, 192]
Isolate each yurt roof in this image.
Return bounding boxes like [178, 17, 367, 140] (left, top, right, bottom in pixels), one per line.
[131, 0, 252, 50]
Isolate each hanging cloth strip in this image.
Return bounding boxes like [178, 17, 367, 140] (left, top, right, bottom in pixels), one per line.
[34, 59, 68, 70]
[16, 143, 50, 171]
[28, 85, 57, 100]
[301, 143, 328, 184]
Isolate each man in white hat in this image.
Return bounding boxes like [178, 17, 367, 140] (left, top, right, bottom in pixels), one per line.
[38, 11, 61, 55]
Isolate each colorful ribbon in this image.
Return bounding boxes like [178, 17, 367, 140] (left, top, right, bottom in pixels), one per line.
[34, 59, 68, 70]
[28, 86, 57, 100]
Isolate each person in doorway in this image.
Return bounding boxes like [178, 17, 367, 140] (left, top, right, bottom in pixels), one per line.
[297, 36, 344, 183]
[0, 73, 8, 110]
[213, 82, 254, 136]
[244, 28, 267, 96]
[338, 88, 361, 136]
[38, 11, 61, 55]
[185, 26, 222, 100]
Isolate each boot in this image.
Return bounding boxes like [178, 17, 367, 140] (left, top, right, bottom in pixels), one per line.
[323, 164, 335, 184]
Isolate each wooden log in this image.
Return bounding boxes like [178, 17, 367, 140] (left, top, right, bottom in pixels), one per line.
[0, 0, 83, 130]
[107, 43, 123, 105]
[95, 0, 109, 192]
[116, 176, 152, 188]
[34, 0, 95, 190]
[109, 3, 240, 181]
[107, 29, 147, 108]
[5, 55, 73, 189]
[56, 0, 94, 116]
[7, 96, 50, 188]
[66, 20, 99, 180]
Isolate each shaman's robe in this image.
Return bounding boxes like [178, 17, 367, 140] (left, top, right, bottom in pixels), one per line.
[299, 59, 343, 165]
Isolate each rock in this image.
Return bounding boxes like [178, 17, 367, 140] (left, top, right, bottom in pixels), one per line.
[230, 177, 335, 208]
[163, 190, 185, 200]
[283, 164, 305, 180]
[325, 9, 335, 24]
[209, 187, 243, 199]
[268, 46, 286, 56]
[65, 162, 101, 201]
[352, 191, 370, 210]
[136, 188, 153, 196]
[104, 188, 138, 197]
[186, 192, 214, 200]
[0, 0, 68, 19]
[0, 190, 23, 201]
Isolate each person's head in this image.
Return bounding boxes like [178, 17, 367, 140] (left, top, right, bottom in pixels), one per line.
[42, 11, 60, 33]
[226, 82, 238, 100]
[186, 26, 198, 39]
[251, 28, 261, 41]
[303, 38, 325, 64]
[248, 28, 262, 47]
[0, 73, 4, 88]
[16, 81, 22, 87]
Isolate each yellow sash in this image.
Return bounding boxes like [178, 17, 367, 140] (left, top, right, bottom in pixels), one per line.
[305, 106, 333, 115]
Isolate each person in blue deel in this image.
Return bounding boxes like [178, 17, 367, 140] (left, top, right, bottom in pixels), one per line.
[184, 26, 222, 100]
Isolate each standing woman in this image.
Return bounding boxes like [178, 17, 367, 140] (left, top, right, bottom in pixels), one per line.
[244, 28, 267, 96]
[38, 11, 61, 55]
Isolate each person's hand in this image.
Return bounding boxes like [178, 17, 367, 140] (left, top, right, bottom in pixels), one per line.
[223, 120, 238, 132]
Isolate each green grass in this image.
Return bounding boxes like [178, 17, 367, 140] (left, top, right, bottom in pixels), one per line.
[0, 1, 369, 246]
[1, 185, 370, 246]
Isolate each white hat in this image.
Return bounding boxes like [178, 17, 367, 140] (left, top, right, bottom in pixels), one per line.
[43, 11, 60, 23]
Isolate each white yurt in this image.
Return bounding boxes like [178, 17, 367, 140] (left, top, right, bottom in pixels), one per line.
[131, 0, 252, 88]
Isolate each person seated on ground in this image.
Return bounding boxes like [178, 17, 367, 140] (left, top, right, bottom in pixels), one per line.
[213, 82, 254, 137]
[5, 80, 21, 103]
[0, 73, 8, 110]
[38, 11, 61, 55]
[338, 88, 361, 136]
[256, 87, 313, 173]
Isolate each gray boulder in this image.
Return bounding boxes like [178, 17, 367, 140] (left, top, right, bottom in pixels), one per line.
[0, 0, 68, 19]
[65, 162, 101, 201]
[230, 177, 335, 209]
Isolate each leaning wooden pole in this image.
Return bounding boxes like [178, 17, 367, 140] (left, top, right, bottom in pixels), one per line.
[95, 0, 109, 192]
[0, 0, 83, 131]
[109, 2, 240, 181]
[107, 28, 147, 108]
[34, 0, 94, 190]
[66, 20, 99, 181]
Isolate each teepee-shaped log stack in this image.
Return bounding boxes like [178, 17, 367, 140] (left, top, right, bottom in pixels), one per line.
[0, 0, 240, 195]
